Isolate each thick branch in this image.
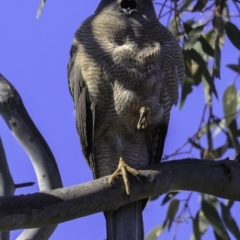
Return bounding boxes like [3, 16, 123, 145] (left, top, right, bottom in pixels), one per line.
[0, 159, 239, 231]
[0, 74, 62, 239]
[0, 137, 15, 240]
[0, 74, 62, 190]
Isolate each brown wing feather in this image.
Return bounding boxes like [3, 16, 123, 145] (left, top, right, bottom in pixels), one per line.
[152, 123, 169, 164]
[68, 43, 97, 179]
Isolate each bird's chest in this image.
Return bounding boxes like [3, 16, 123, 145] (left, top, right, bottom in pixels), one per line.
[91, 15, 164, 128]
[112, 76, 163, 129]
[109, 41, 163, 128]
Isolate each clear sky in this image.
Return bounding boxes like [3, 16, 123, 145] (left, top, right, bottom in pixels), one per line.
[0, 1, 239, 239]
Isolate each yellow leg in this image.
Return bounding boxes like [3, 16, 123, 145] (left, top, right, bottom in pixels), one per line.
[109, 158, 141, 195]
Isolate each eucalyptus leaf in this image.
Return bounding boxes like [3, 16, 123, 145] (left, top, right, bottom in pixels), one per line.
[226, 64, 240, 73]
[145, 224, 165, 240]
[184, 25, 204, 49]
[180, 77, 193, 109]
[210, 145, 228, 159]
[198, 210, 209, 235]
[165, 199, 180, 231]
[197, 122, 218, 139]
[179, 0, 194, 12]
[192, 211, 201, 240]
[161, 191, 180, 206]
[227, 120, 240, 152]
[213, 230, 226, 240]
[188, 49, 218, 98]
[220, 202, 240, 240]
[223, 84, 237, 126]
[225, 200, 234, 210]
[225, 21, 240, 50]
[214, 39, 221, 79]
[192, 0, 209, 12]
[36, 0, 46, 18]
[201, 200, 230, 240]
[213, 119, 226, 138]
[199, 36, 214, 57]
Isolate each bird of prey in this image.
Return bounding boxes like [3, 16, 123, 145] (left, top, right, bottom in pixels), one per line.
[68, 0, 184, 239]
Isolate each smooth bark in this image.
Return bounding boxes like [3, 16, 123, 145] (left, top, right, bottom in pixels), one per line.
[0, 158, 239, 231]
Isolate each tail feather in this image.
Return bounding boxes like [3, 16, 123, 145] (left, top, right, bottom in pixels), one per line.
[104, 200, 143, 240]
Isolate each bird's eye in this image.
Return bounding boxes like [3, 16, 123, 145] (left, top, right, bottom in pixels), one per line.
[120, 0, 136, 10]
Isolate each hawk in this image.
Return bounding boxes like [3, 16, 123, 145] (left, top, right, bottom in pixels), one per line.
[68, 0, 184, 239]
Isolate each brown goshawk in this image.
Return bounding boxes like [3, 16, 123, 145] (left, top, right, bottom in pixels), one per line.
[68, 0, 184, 239]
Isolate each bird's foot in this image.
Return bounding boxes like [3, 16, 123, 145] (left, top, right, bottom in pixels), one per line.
[109, 158, 141, 195]
[137, 106, 151, 130]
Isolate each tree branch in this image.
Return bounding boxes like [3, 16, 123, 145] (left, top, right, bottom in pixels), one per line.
[0, 74, 63, 239]
[0, 159, 239, 231]
[0, 137, 14, 240]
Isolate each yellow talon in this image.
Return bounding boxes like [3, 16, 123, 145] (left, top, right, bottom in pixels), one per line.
[109, 158, 141, 195]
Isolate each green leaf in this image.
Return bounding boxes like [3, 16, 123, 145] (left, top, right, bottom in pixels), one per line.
[213, 119, 226, 138]
[164, 199, 180, 230]
[188, 49, 218, 98]
[202, 77, 212, 105]
[199, 36, 214, 57]
[223, 84, 237, 126]
[214, 39, 221, 79]
[204, 194, 218, 207]
[145, 224, 165, 240]
[226, 64, 240, 74]
[225, 200, 234, 210]
[198, 210, 209, 235]
[227, 120, 240, 153]
[192, 0, 209, 12]
[179, 0, 194, 12]
[183, 49, 193, 79]
[191, 210, 209, 240]
[201, 200, 230, 240]
[199, 121, 219, 139]
[180, 77, 193, 109]
[220, 202, 240, 240]
[184, 22, 194, 35]
[206, 145, 228, 159]
[169, 16, 180, 37]
[205, 29, 216, 48]
[198, 122, 214, 139]
[213, 230, 226, 240]
[192, 212, 201, 240]
[225, 22, 240, 50]
[36, 0, 46, 18]
[237, 90, 240, 110]
[184, 25, 204, 49]
[161, 191, 180, 206]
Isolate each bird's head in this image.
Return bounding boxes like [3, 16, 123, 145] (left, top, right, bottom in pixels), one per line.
[120, 0, 137, 15]
[95, 0, 155, 16]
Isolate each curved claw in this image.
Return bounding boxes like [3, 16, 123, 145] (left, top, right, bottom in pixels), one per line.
[108, 158, 141, 195]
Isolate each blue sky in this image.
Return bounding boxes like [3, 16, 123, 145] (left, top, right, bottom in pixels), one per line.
[0, 1, 239, 239]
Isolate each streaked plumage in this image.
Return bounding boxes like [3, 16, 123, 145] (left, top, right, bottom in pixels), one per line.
[68, 0, 184, 239]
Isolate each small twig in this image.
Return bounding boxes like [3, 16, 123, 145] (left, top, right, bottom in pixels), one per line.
[15, 182, 35, 189]
[158, 0, 168, 19]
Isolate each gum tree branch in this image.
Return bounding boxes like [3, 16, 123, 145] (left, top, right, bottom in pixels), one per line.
[0, 137, 15, 240]
[0, 74, 63, 240]
[0, 158, 239, 231]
